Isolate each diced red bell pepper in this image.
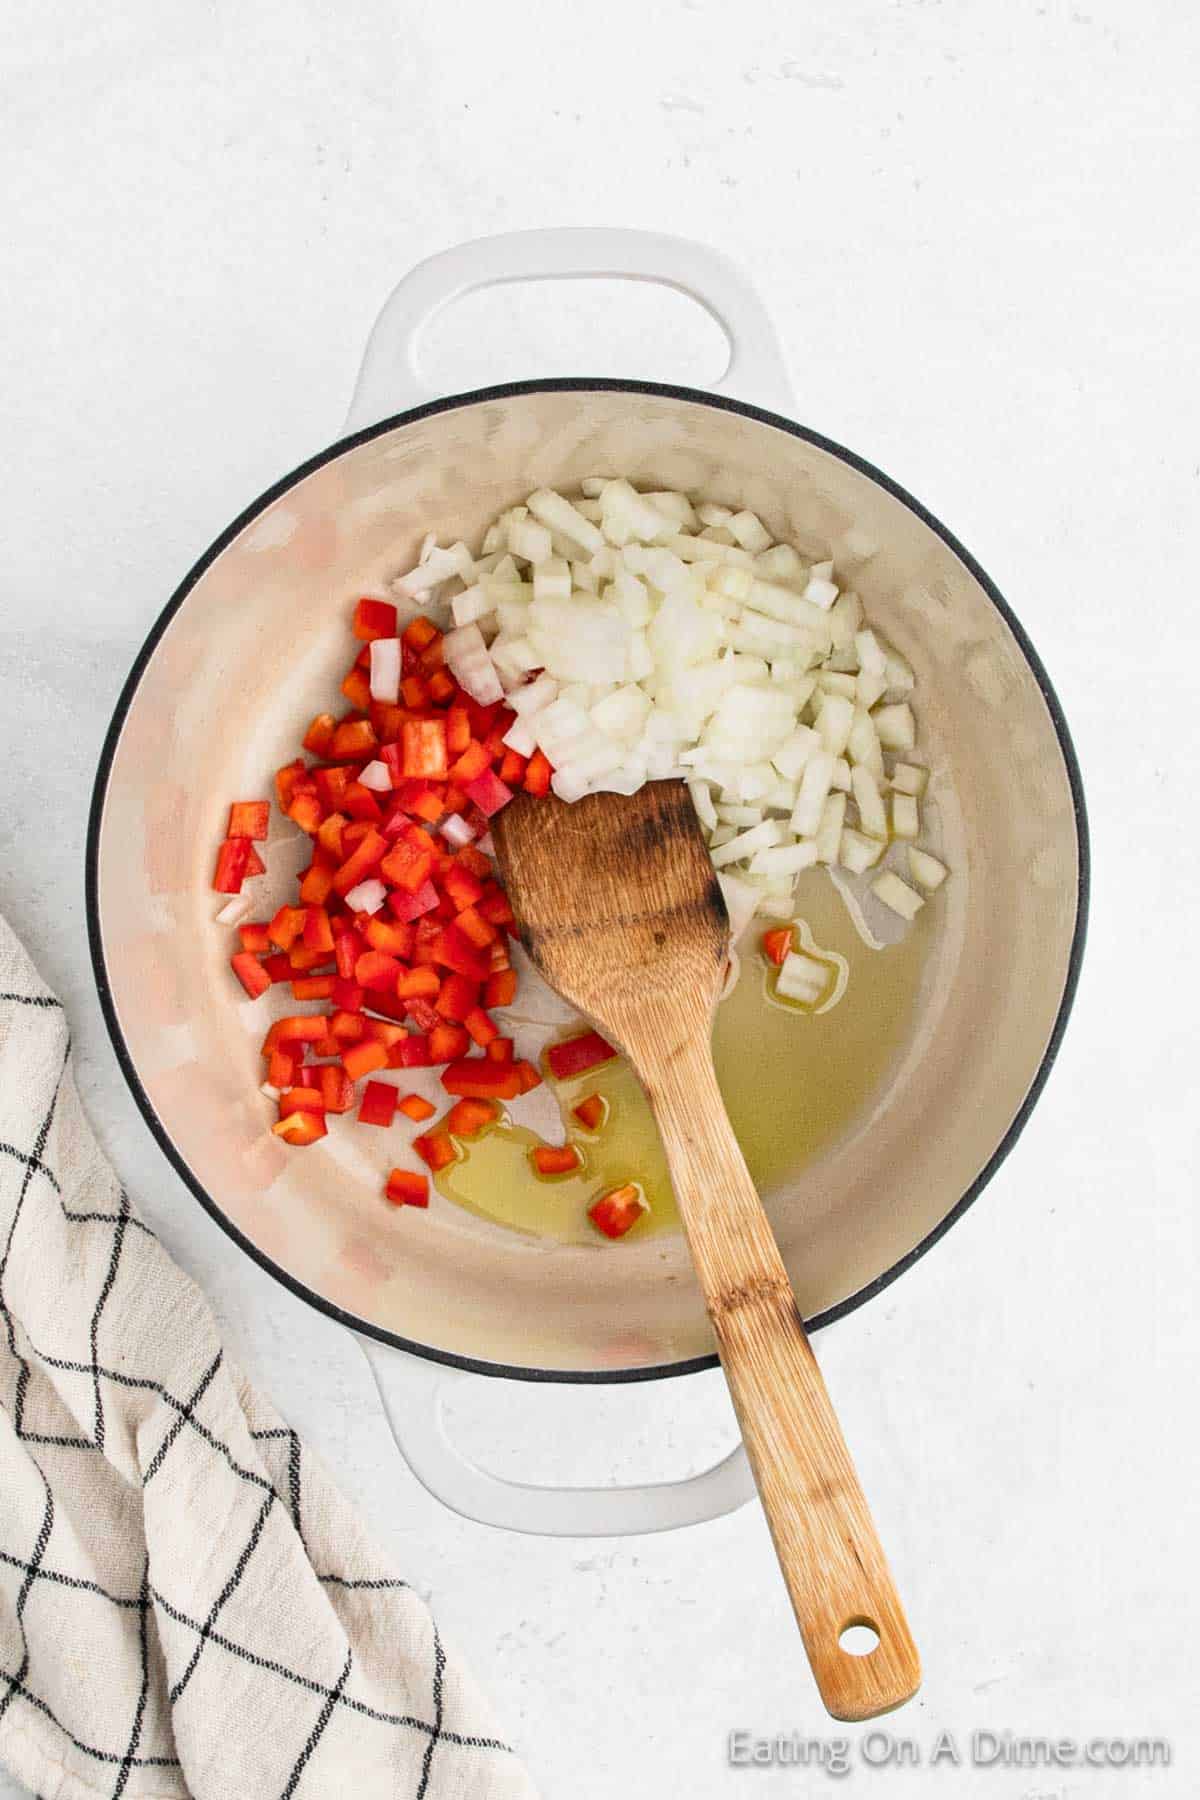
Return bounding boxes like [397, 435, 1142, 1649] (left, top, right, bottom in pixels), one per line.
[401, 615, 440, 654]
[412, 1132, 456, 1173]
[498, 749, 527, 786]
[303, 907, 335, 955]
[513, 1060, 542, 1093]
[342, 781, 384, 823]
[317, 812, 348, 861]
[761, 926, 794, 966]
[330, 978, 364, 1013]
[311, 1034, 342, 1059]
[362, 1018, 407, 1049]
[291, 974, 335, 1001]
[396, 1032, 431, 1068]
[330, 1010, 366, 1041]
[531, 1145, 582, 1177]
[342, 667, 372, 712]
[262, 953, 293, 984]
[363, 916, 415, 958]
[572, 1093, 607, 1131]
[372, 702, 408, 745]
[428, 1024, 470, 1064]
[396, 966, 440, 1000]
[453, 905, 497, 949]
[267, 1046, 299, 1089]
[358, 1080, 398, 1128]
[405, 998, 441, 1035]
[476, 884, 515, 927]
[483, 969, 517, 1009]
[546, 1032, 617, 1081]
[456, 844, 493, 880]
[464, 1006, 499, 1047]
[272, 1110, 328, 1146]
[238, 921, 272, 954]
[353, 597, 398, 642]
[399, 781, 446, 824]
[445, 1097, 498, 1138]
[401, 674, 431, 708]
[446, 705, 472, 755]
[448, 740, 490, 785]
[440, 864, 485, 912]
[275, 1015, 331, 1043]
[333, 828, 387, 895]
[355, 950, 402, 994]
[289, 942, 333, 972]
[486, 1037, 514, 1064]
[385, 1168, 430, 1207]
[523, 750, 552, 797]
[588, 1184, 648, 1239]
[303, 713, 337, 757]
[342, 1039, 390, 1082]
[464, 769, 513, 818]
[313, 765, 353, 810]
[427, 669, 456, 705]
[440, 1058, 521, 1100]
[317, 1064, 355, 1114]
[397, 1092, 436, 1121]
[243, 844, 267, 878]
[331, 718, 378, 761]
[287, 791, 324, 835]
[230, 952, 271, 1000]
[213, 838, 251, 894]
[268, 905, 307, 951]
[380, 839, 436, 893]
[299, 856, 336, 907]
[334, 926, 366, 979]
[435, 973, 479, 1022]
[279, 1086, 327, 1118]
[275, 759, 307, 809]
[432, 925, 490, 980]
[227, 801, 270, 841]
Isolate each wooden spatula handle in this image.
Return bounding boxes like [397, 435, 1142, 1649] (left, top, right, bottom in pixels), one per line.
[642, 1034, 921, 1722]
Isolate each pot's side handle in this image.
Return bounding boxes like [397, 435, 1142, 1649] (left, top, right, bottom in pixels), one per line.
[358, 1336, 756, 1537]
[344, 227, 794, 432]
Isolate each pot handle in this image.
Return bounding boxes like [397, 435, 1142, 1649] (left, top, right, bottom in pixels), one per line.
[344, 227, 793, 432]
[358, 1336, 756, 1536]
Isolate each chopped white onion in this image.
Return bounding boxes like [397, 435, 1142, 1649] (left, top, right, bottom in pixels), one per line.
[777, 949, 830, 1005]
[358, 759, 392, 793]
[871, 870, 925, 919]
[908, 847, 947, 890]
[891, 793, 920, 840]
[439, 813, 478, 848]
[344, 878, 387, 915]
[891, 762, 928, 796]
[443, 623, 504, 704]
[216, 895, 251, 926]
[369, 637, 401, 703]
[874, 703, 917, 751]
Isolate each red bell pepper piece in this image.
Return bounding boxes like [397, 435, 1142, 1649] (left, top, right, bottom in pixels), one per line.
[546, 1031, 617, 1081]
[531, 1144, 582, 1177]
[353, 597, 399, 642]
[363, 915, 415, 958]
[523, 750, 552, 797]
[427, 669, 456, 705]
[243, 844, 267, 878]
[385, 1168, 430, 1207]
[342, 781, 384, 823]
[397, 1093, 436, 1122]
[448, 740, 490, 785]
[464, 770, 513, 817]
[213, 838, 251, 894]
[405, 998, 441, 1035]
[331, 718, 378, 761]
[486, 1037, 514, 1064]
[279, 1086, 327, 1119]
[412, 1132, 456, 1173]
[238, 922, 272, 954]
[275, 1015, 331, 1043]
[268, 905, 307, 951]
[291, 974, 335, 1001]
[317, 1064, 355, 1114]
[395, 966, 440, 1000]
[445, 1097, 498, 1138]
[440, 1058, 521, 1100]
[330, 1010, 366, 1041]
[262, 953, 293, 984]
[227, 801, 270, 841]
[299, 856, 336, 907]
[401, 615, 440, 655]
[272, 1110, 328, 1146]
[267, 1046, 299, 1090]
[588, 1184, 649, 1240]
[397, 1032, 431, 1068]
[230, 952, 271, 1000]
[287, 792, 323, 835]
[435, 973, 479, 1022]
[439, 864, 485, 912]
[303, 713, 337, 757]
[453, 905, 497, 949]
[513, 1060, 542, 1093]
[483, 969, 517, 1009]
[446, 705, 472, 755]
[355, 950, 402, 994]
[342, 1039, 390, 1082]
[303, 907, 335, 955]
[463, 1006, 499, 1047]
[275, 758, 307, 809]
[761, 926, 794, 966]
[341, 667, 372, 712]
[572, 1093, 607, 1132]
[380, 839, 436, 893]
[316, 811, 348, 861]
[358, 1080, 398, 1128]
[431, 925, 490, 980]
[428, 1023, 470, 1063]
[332, 828, 387, 896]
[498, 749, 528, 786]
[401, 674, 431, 708]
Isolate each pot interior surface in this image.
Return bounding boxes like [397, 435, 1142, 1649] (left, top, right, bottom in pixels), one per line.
[92, 386, 1082, 1377]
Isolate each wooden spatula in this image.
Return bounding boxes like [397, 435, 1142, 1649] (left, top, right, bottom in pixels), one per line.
[492, 780, 921, 1721]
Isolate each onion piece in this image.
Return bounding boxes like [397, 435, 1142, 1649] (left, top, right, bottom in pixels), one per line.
[526, 488, 605, 554]
[358, 760, 392, 793]
[439, 814, 477, 848]
[776, 949, 830, 1005]
[908, 847, 948, 890]
[443, 623, 504, 704]
[216, 895, 251, 926]
[344, 878, 387, 915]
[369, 637, 401, 703]
[891, 762, 928, 796]
[874, 703, 917, 751]
[871, 870, 924, 920]
[891, 793, 920, 840]
[791, 751, 835, 838]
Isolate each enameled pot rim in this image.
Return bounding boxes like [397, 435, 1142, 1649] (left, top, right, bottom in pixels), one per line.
[85, 377, 1090, 1383]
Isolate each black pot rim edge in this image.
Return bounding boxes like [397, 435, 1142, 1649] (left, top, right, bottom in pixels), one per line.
[84, 376, 1090, 1385]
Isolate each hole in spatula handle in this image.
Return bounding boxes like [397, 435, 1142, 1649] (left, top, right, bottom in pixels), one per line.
[839, 1619, 882, 1658]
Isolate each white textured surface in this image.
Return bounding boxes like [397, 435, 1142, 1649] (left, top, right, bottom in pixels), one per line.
[1, 1, 1197, 1796]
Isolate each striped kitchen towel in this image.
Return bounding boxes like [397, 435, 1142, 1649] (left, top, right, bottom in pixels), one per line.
[0, 911, 536, 1800]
